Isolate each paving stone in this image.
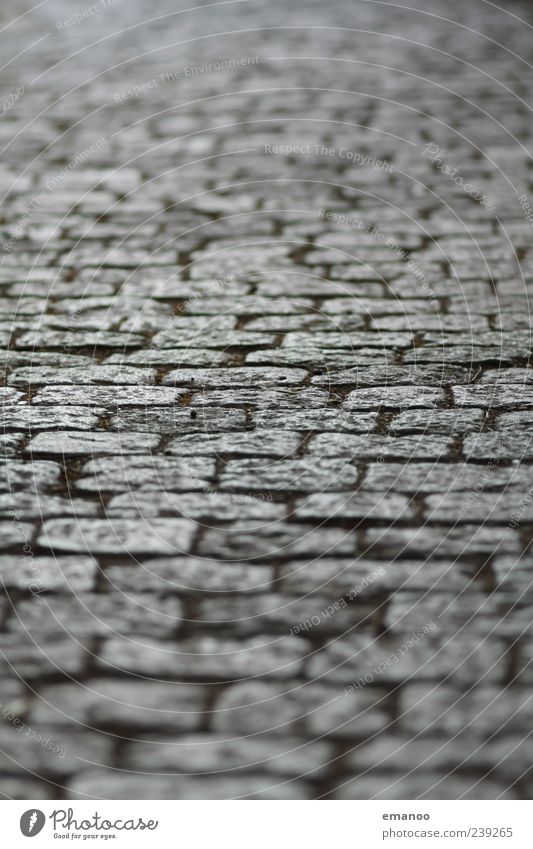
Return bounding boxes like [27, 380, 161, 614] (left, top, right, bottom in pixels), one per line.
[0, 555, 97, 593]
[253, 409, 377, 432]
[391, 408, 485, 434]
[33, 386, 186, 406]
[345, 735, 533, 781]
[106, 491, 285, 522]
[0, 634, 87, 679]
[103, 558, 273, 594]
[194, 593, 370, 636]
[38, 518, 197, 555]
[0, 460, 62, 492]
[361, 462, 527, 493]
[365, 524, 521, 557]
[1, 406, 105, 430]
[423, 492, 533, 524]
[27, 431, 160, 456]
[494, 411, 533, 430]
[15, 331, 145, 349]
[110, 407, 247, 433]
[0, 723, 113, 778]
[30, 679, 209, 732]
[220, 457, 358, 493]
[332, 774, 519, 800]
[404, 346, 522, 365]
[198, 524, 355, 560]
[67, 771, 311, 800]
[292, 491, 412, 521]
[160, 366, 309, 389]
[105, 349, 235, 367]
[8, 366, 158, 386]
[283, 332, 413, 349]
[307, 628, 507, 687]
[153, 331, 277, 349]
[189, 388, 329, 409]
[0, 493, 99, 518]
[277, 558, 471, 595]
[307, 433, 452, 460]
[166, 430, 301, 457]
[312, 365, 472, 388]
[74, 456, 216, 493]
[10, 594, 183, 640]
[463, 431, 533, 460]
[2, 0, 532, 801]
[0, 388, 25, 404]
[121, 732, 331, 777]
[211, 680, 390, 738]
[480, 368, 533, 384]
[245, 348, 389, 367]
[453, 385, 533, 408]
[97, 635, 311, 680]
[0, 777, 56, 800]
[399, 684, 533, 737]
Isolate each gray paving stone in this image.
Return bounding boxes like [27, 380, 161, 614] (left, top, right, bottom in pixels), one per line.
[312, 365, 472, 388]
[198, 524, 355, 560]
[189, 388, 329, 409]
[463, 431, 533, 460]
[8, 366, 158, 386]
[74, 456, 216, 493]
[1, 0, 532, 801]
[292, 491, 413, 521]
[166, 430, 301, 457]
[0, 493, 99, 518]
[33, 386, 186, 406]
[1, 406, 105, 430]
[365, 525, 520, 557]
[121, 733, 331, 777]
[332, 774, 519, 800]
[345, 735, 533, 781]
[106, 491, 285, 522]
[361, 462, 527, 493]
[220, 457, 359, 493]
[253, 409, 377, 432]
[391, 408, 485, 434]
[110, 407, 247, 433]
[453, 385, 533, 408]
[163, 367, 308, 389]
[1, 460, 62, 492]
[0, 723, 113, 778]
[97, 635, 311, 680]
[343, 387, 445, 410]
[27, 431, 159, 456]
[30, 679, 208, 732]
[103, 558, 273, 594]
[277, 558, 470, 595]
[10, 594, 183, 640]
[67, 771, 311, 800]
[399, 684, 533, 737]
[0, 555, 97, 593]
[0, 634, 87, 679]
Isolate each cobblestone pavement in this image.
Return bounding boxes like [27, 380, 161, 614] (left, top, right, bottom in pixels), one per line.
[1, 0, 533, 800]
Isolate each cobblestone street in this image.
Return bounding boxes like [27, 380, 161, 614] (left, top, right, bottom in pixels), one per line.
[1, 0, 533, 800]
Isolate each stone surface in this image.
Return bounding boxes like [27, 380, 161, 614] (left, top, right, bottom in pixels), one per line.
[0, 0, 532, 802]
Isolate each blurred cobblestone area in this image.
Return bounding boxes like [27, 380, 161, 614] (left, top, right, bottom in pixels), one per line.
[1, 0, 533, 799]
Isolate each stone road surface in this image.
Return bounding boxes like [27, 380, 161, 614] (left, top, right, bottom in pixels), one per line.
[1, 0, 533, 800]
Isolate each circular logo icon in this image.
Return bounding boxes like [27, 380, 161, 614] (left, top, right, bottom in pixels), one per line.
[20, 810, 45, 837]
